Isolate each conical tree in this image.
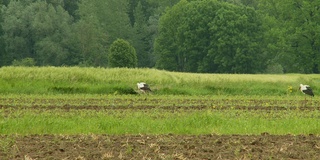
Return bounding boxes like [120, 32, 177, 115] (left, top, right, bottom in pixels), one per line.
[108, 39, 137, 68]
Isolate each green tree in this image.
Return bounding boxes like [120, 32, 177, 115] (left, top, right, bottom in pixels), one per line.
[77, 0, 134, 62]
[155, 0, 263, 73]
[74, 0, 108, 66]
[0, 1, 7, 66]
[257, 0, 293, 73]
[72, 19, 108, 67]
[92, 0, 133, 45]
[63, 0, 80, 20]
[258, 0, 320, 73]
[0, 0, 10, 6]
[288, 0, 320, 73]
[126, 0, 180, 68]
[31, 1, 75, 66]
[203, 4, 263, 73]
[221, 0, 258, 8]
[2, 1, 34, 63]
[132, 1, 149, 67]
[108, 39, 137, 68]
[154, 0, 187, 71]
[1, 1, 76, 66]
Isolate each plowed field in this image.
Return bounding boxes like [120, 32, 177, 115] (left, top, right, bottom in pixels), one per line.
[1, 134, 320, 159]
[1, 97, 320, 159]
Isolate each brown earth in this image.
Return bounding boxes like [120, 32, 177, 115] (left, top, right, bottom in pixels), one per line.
[1, 134, 320, 160]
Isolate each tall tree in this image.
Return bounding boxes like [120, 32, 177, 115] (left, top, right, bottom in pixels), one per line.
[154, 0, 188, 71]
[78, 0, 133, 45]
[127, 0, 180, 68]
[132, 1, 149, 67]
[2, 1, 34, 63]
[72, 20, 108, 67]
[155, 0, 263, 73]
[75, 0, 108, 66]
[258, 0, 320, 73]
[32, 2, 75, 66]
[63, 0, 80, 20]
[289, 0, 320, 73]
[0, 2, 6, 66]
[0, 0, 10, 6]
[2, 1, 76, 66]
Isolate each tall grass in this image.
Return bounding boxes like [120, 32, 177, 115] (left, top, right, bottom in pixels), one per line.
[0, 66, 319, 95]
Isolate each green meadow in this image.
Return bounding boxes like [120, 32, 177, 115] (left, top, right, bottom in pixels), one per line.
[0, 66, 318, 95]
[0, 66, 319, 135]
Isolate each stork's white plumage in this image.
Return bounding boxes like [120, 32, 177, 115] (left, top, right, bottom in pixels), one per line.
[299, 84, 314, 97]
[137, 82, 151, 93]
[299, 84, 314, 106]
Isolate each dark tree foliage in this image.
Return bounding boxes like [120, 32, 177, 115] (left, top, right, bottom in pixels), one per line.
[155, 0, 263, 73]
[1, 1, 77, 66]
[63, 0, 80, 20]
[0, 2, 6, 66]
[0, 0, 10, 6]
[127, 0, 180, 67]
[0, 0, 180, 68]
[258, 0, 320, 73]
[0, 0, 319, 73]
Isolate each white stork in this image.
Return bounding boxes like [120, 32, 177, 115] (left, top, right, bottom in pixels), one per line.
[299, 84, 314, 105]
[137, 82, 151, 93]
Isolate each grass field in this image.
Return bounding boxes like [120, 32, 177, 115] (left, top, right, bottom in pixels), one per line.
[0, 66, 319, 135]
[0, 66, 319, 95]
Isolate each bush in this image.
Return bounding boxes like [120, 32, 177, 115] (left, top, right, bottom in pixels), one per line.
[265, 63, 284, 74]
[108, 39, 137, 68]
[12, 58, 36, 67]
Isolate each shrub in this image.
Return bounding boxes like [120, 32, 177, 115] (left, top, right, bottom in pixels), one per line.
[12, 58, 36, 67]
[108, 39, 137, 68]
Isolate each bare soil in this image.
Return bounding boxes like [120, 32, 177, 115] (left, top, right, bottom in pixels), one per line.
[1, 134, 320, 160]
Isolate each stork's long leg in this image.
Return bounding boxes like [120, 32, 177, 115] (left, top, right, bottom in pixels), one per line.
[305, 95, 307, 107]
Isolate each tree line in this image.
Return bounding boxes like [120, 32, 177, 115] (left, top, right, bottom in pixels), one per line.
[0, 0, 319, 73]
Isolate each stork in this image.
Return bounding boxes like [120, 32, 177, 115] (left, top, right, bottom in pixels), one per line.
[137, 82, 151, 93]
[299, 84, 314, 105]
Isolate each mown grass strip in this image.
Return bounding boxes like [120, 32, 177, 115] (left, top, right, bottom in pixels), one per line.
[0, 94, 317, 109]
[1, 109, 319, 135]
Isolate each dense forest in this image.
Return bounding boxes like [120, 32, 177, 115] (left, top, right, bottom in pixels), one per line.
[0, 0, 319, 73]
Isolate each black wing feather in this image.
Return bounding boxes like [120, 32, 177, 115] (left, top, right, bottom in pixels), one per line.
[141, 84, 151, 91]
[303, 87, 314, 97]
